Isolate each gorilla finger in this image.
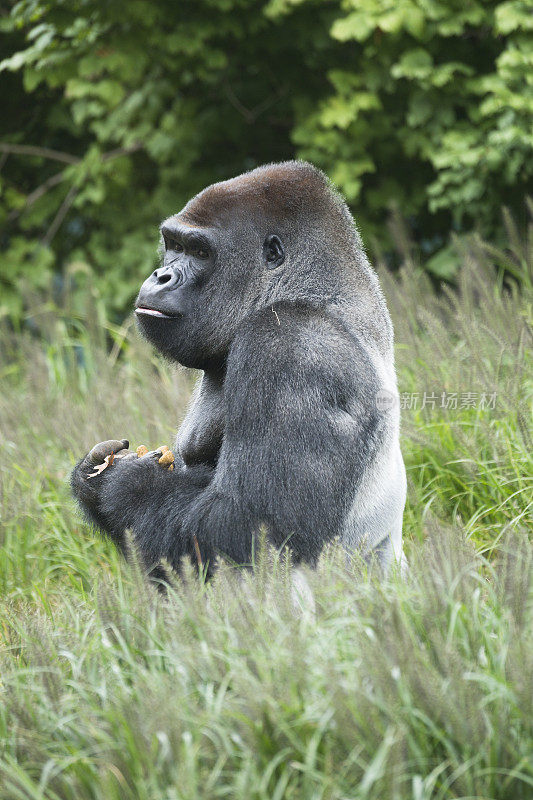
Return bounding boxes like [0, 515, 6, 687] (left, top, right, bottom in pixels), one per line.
[141, 449, 164, 461]
[114, 448, 136, 460]
[88, 439, 130, 464]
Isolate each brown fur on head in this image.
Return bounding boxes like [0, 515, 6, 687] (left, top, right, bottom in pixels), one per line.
[180, 161, 350, 230]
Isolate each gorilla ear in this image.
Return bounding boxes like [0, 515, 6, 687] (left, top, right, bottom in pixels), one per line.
[263, 234, 285, 269]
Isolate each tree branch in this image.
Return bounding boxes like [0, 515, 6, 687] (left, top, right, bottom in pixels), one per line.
[222, 82, 288, 125]
[8, 171, 66, 222]
[41, 184, 78, 247]
[0, 143, 80, 165]
[5, 141, 143, 223]
[101, 143, 143, 161]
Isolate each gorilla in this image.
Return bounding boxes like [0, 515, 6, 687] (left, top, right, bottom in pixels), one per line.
[71, 161, 406, 578]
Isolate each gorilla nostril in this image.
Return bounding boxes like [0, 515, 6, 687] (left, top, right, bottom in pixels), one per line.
[153, 268, 174, 285]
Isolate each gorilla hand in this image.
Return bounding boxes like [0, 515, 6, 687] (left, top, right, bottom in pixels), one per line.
[71, 439, 180, 548]
[71, 439, 130, 534]
[83, 439, 131, 475]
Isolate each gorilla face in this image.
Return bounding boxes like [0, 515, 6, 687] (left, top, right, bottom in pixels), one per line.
[135, 213, 286, 370]
[135, 219, 219, 368]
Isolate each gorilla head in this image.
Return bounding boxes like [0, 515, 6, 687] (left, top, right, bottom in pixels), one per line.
[135, 161, 383, 370]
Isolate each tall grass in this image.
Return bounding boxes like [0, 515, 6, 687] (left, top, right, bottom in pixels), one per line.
[380, 218, 532, 554]
[0, 223, 532, 799]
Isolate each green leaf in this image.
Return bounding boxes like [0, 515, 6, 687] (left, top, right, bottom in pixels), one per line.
[331, 12, 376, 42]
[426, 245, 460, 279]
[392, 49, 433, 81]
[495, 1, 533, 34]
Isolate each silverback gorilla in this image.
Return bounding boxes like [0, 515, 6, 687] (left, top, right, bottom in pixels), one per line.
[71, 161, 406, 578]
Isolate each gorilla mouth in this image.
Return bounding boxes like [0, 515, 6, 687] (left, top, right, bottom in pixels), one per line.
[135, 306, 177, 319]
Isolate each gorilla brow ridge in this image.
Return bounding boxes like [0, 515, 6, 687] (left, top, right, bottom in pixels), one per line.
[161, 221, 212, 251]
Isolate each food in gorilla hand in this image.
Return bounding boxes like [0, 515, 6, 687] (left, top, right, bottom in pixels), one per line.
[87, 452, 115, 478]
[157, 446, 175, 470]
[137, 443, 174, 469]
[87, 444, 174, 479]
[137, 443, 174, 468]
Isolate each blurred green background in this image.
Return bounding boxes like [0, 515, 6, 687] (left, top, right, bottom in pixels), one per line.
[1, 0, 532, 324]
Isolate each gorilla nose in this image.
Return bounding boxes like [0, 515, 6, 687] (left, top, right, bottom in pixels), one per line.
[152, 267, 181, 288]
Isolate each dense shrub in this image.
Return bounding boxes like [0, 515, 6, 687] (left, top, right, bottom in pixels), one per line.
[1, 0, 532, 322]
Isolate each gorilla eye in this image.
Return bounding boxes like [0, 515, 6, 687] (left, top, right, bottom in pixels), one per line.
[196, 248, 209, 259]
[263, 234, 285, 268]
[165, 237, 183, 253]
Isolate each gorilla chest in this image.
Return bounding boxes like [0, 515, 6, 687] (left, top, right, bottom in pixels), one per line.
[176, 374, 225, 467]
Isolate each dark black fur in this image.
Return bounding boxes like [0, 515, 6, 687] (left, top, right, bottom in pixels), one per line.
[71, 161, 404, 576]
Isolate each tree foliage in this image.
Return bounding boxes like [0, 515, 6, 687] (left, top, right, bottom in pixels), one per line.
[1, 0, 532, 321]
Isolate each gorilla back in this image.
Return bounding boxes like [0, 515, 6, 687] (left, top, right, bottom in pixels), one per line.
[71, 161, 406, 576]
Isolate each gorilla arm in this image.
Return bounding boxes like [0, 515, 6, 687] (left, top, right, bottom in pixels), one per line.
[72, 304, 383, 573]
